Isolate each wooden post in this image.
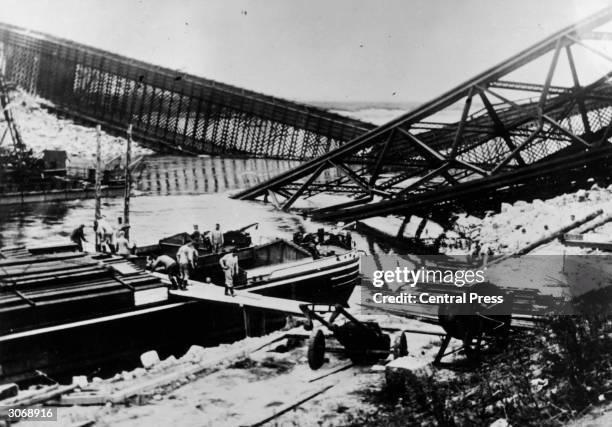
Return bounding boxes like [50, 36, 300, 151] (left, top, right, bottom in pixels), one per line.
[123, 124, 132, 239]
[94, 125, 102, 252]
[242, 306, 250, 338]
[489, 209, 603, 266]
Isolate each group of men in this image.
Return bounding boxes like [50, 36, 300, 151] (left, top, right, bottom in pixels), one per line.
[146, 223, 239, 296]
[70, 217, 134, 256]
[147, 240, 199, 290]
[189, 223, 224, 254]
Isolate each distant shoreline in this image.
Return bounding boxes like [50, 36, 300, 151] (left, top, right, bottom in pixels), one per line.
[306, 100, 420, 112]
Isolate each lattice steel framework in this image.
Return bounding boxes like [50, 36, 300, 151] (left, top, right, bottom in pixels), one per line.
[235, 7, 612, 224]
[0, 23, 373, 159]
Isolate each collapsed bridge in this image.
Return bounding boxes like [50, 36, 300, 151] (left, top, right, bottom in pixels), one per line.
[234, 7, 612, 225]
[0, 23, 373, 159]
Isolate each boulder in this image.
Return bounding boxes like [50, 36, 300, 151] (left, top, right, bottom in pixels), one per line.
[182, 345, 206, 362]
[384, 357, 432, 396]
[140, 350, 160, 369]
[72, 375, 88, 388]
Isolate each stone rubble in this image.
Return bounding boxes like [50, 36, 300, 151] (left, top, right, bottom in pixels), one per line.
[10, 90, 153, 170]
[457, 185, 612, 254]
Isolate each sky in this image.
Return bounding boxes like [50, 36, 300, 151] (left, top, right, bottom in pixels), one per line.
[1, 0, 612, 103]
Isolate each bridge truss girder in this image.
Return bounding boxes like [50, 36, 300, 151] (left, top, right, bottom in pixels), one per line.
[234, 7, 612, 222]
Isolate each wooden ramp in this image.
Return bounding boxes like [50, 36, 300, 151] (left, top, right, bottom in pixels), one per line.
[165, 278, 306, 316]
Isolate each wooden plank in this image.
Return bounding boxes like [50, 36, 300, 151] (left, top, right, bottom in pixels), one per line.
[164, 276, 306, 316]
[0, 384, 77, 410]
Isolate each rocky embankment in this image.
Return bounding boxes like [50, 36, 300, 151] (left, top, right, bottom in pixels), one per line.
[10, 91, 153, 169]
[461, 184, 612, 254]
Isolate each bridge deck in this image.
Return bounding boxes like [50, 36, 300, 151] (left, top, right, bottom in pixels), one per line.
[234, 7, 612, 224]
[0, 22, 373, 159]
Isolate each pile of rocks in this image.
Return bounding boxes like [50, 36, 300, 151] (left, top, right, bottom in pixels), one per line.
[459, 184, 612, 254]
[10, 90, 153, 169]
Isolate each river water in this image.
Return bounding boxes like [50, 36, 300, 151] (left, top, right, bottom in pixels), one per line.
[0, 155, 375, 254]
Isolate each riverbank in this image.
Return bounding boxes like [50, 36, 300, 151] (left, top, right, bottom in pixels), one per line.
[11, 91, 153, 168]
[17, 315, 444, 427]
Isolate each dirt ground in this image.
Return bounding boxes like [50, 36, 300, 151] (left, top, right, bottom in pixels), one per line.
[21, 316, 444, 427]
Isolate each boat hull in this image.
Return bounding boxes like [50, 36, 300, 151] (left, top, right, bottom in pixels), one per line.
[0, 300, 287, 383]
[0, 251, 360, 383]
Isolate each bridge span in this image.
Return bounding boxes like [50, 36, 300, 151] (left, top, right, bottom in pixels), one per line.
[0, 23, 373, 159]
[234, 7, 612, 226]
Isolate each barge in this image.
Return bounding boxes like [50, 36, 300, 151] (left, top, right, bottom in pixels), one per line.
[0, 234, 360, 383]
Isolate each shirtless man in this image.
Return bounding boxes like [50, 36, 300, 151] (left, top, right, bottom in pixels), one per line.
[176, 241, 198, 290]
[147, 254, 180, 290]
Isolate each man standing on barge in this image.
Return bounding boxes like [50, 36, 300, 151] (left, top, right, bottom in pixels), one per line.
[210, 223, 224, 254]
[219, 250, 238, 296]
[177, 241, 198, 290]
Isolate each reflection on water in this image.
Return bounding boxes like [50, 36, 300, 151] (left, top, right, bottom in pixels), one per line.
[134, 156, 302, 195]
[0, 155, 361, 254]
[0, 193, 298, 250]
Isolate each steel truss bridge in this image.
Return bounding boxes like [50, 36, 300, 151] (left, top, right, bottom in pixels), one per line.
[0, 23, 373, 159]
[235, 8, 612, 226]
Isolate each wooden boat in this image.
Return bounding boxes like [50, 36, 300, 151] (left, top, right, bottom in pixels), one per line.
[140, 232, 360, 304]
[0, 233, 360, 383]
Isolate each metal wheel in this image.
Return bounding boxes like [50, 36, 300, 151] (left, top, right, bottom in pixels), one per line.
[307, 328, 326, 370]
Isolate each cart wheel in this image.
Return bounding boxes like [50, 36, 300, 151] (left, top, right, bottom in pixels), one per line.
[307, 329, 326, 370]
[392, 332, 408, 358]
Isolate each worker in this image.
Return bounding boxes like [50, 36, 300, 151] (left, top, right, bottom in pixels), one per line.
[210, 223, 224, 254]
[147, 255, 180, 290]
[177, 241, 198, 290]
[219, 249, 239, 296]
[190, 225, 202, 245]
[94, 216, 115, 253]
[115, 230, 135, 257]
[70, 224, 87, 252]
